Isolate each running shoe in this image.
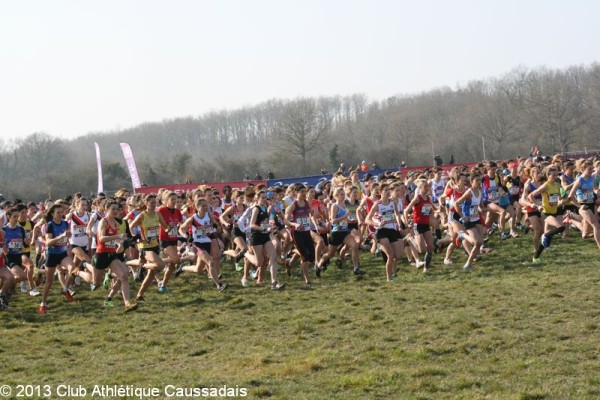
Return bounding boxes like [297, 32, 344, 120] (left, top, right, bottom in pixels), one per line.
[235, 262, 243, 272]
[135, 296, 145, 303]
[250, 269, 258, 279]
[306, 282, 312, 288]
[271, 282, 286, 290]
[480, 246, 491, 254]
[500, 231, 510, 240]
[315, 264, 322, 278]
[104, 299, 115, 307]
[20, 282, 28, 293]
[532, 257, 542, 264]
[125, 303, 139, 313]
[90, 284, 97, 291]
[218, 283, 228, 292]
[416, 261, 425, 268]
[353, 268, 366, 275]
[29, 287, 41, 297]
[62, 290, 75, 302]
[463, 262, 473, 270]
[37, 304, 47, 314]
[488, 223, 498, 235]
[443, 258, 453, 265]
[174, 263, 185, 277]
[241, 277, 249, 287]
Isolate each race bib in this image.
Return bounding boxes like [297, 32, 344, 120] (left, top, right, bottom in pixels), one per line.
[73, 226, 87, 237]
[509, 186, 519, 195]
[194, 227, 208, 239]
[578, 191, 594, 202]
[147, 227, 159, 239]
[422, 205, 432, 216]
[297, 217, 311, 229]
[260, 222, 270, 231]
[469, 205, 479, 217]
[57, 236, 69, 246]
[381, 212, 395, 223]
[488, 190, 498, 201]
[168, 226, 178, 237]
[8, 240, 23, 250]
[339, 220, 348, 228]
[548, 194, 559, 206]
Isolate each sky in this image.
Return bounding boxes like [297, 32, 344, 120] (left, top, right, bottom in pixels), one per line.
[1, 0, 599, 141]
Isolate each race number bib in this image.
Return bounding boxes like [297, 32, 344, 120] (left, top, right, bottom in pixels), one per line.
[73, 226, 86, 237]
[548, 194, 559, 206]
[469, 205, 479, 217]
[381, 212, 395, 223]
[509, 186, 519, 195]
[8, 240, 23, 250]
[578, 191, 594, 202]
[297, 217, 311, 229]
[421, 205, 432, 216]
[147, 227, 159, 240]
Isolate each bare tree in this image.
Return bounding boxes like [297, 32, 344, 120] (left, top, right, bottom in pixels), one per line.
[272, 98, 328, 172]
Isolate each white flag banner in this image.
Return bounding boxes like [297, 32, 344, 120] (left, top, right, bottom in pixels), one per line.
[119, 142, 142, 190]
[94, 142, 104, 193]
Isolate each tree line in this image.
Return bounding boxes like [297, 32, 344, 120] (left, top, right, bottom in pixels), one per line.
[1, 63, 599, 201]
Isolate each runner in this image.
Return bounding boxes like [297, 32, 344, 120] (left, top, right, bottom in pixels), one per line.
[95, 200, 138, 312]
[315, 187, 365, 277]
[528, 166, 566, 262]
[38, 203, 78, 314]
[403, 179, 436, 272]
[285, 185, 315, 287]
[365, 184, 404, 281]
[248, 191, 285, 289]
[129, 194, 170, 301]
[568, 161, 600, 248]
[177, 197, 229, 291]
[453, 175, 485, 270]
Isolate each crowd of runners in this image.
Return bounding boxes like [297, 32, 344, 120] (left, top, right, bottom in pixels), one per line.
[0, 153, 599, 314]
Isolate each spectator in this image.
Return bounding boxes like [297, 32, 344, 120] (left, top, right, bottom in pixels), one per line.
[321, 168, 328, 176]
[255, 172, 263, 180]
[243, 173, 250, 181]
[450, 154, 455, 165]
[434, 155, 443, 166]
[371, 162, 379, 170]
[360, 161, 368, 172]
[266, 169, 274, 180]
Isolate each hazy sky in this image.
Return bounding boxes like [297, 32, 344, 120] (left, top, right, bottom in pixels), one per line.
[1, 0, 598, 141]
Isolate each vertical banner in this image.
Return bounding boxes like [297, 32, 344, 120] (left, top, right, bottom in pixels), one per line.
[119, 142, 142, 190]
[94, 142, 104, 194]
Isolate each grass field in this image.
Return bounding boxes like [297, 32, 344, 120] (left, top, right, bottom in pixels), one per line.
[2, 233, 600, 400]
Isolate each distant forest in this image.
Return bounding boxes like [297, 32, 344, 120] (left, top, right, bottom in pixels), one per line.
[1, 63, 599, 201]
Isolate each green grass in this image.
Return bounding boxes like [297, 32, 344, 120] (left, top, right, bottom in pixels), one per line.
[2, 233, 600, 399]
